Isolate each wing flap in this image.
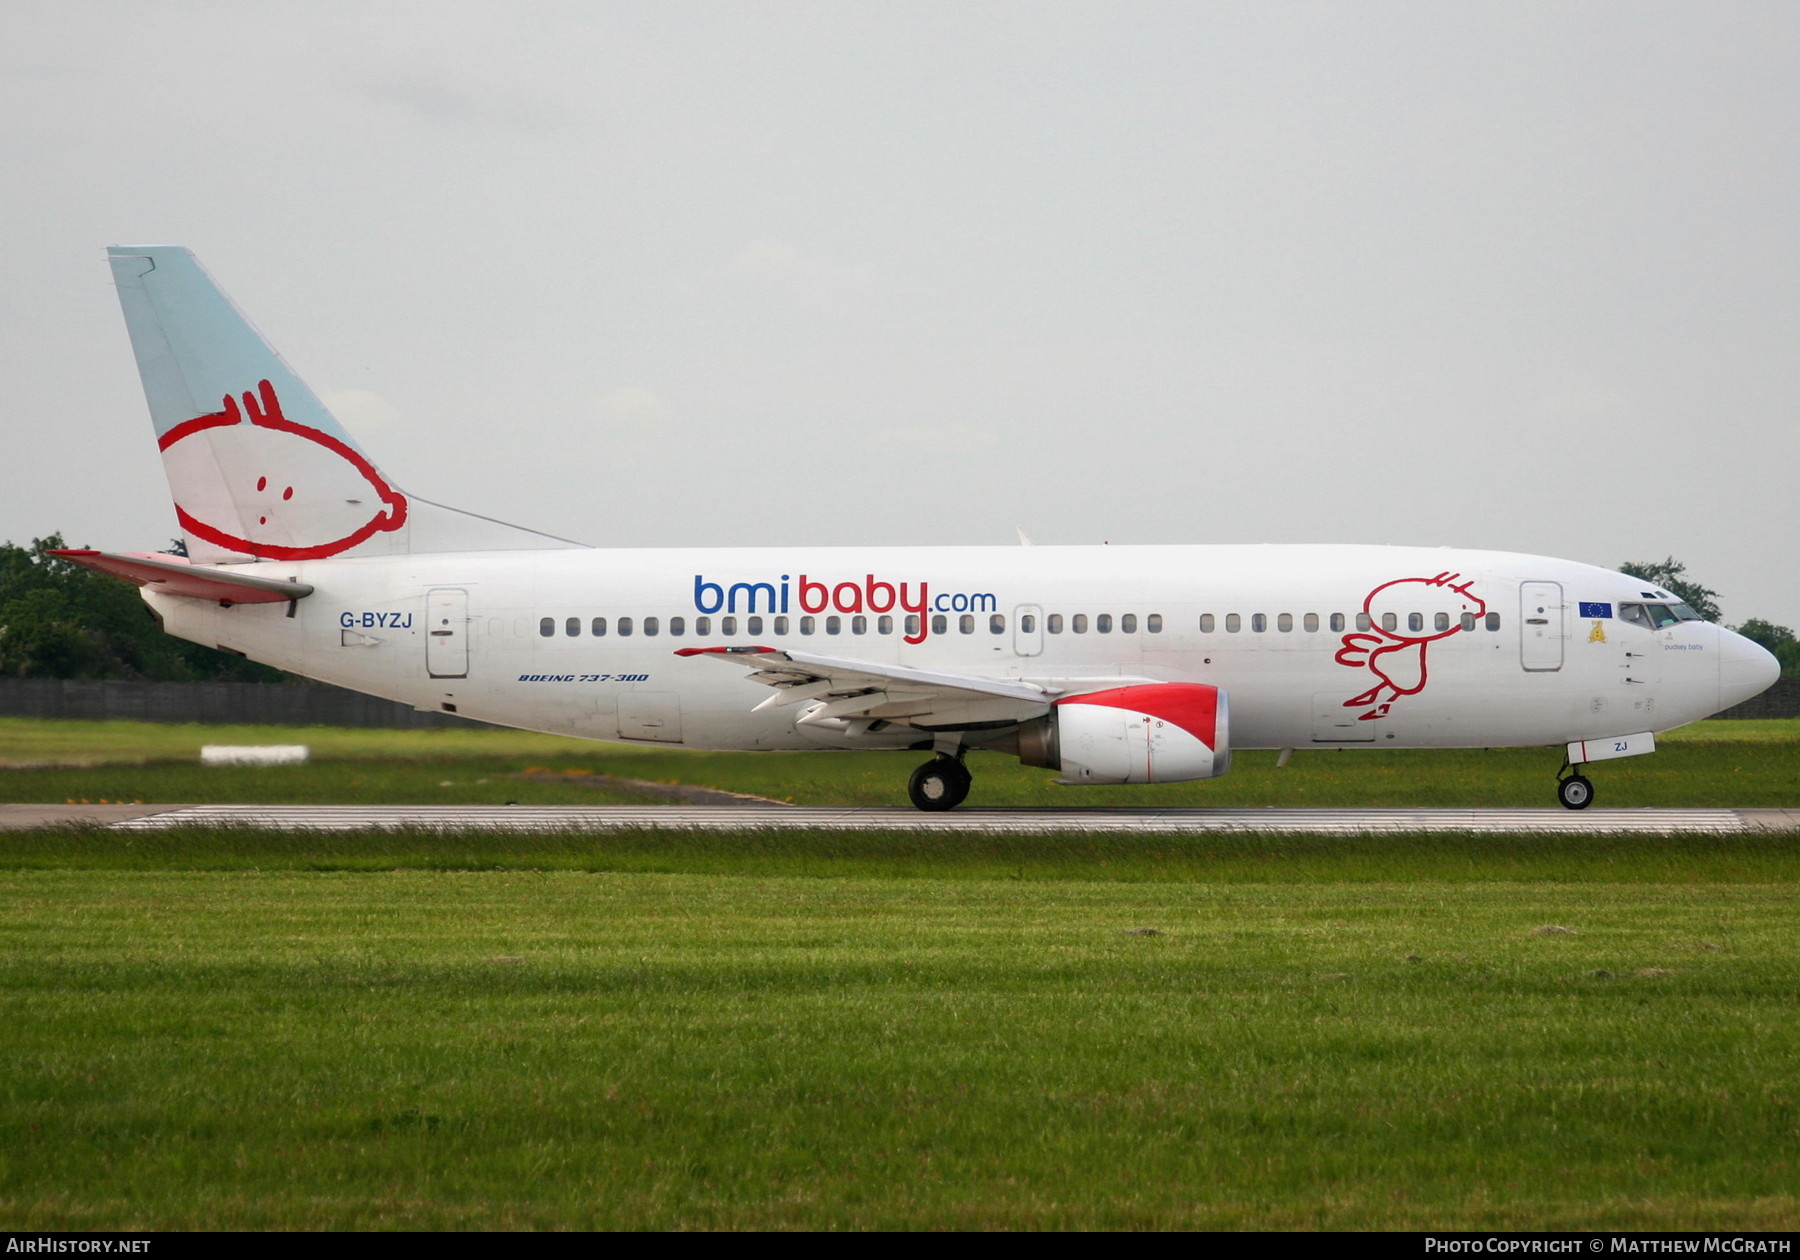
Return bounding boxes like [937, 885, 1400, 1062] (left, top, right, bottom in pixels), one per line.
[675, 645, 1053, 728]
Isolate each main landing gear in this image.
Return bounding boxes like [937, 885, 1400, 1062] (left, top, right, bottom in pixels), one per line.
[909, 753, 971, 811]
[1556, 765, 1594, 810]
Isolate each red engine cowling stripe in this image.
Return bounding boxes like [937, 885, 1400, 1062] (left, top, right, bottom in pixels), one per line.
[1055, 683, 1219, 748]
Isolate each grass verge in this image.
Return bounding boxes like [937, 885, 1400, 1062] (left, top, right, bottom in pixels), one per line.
[2, 824, 1797, 884]
[1, 716, 1795, 808]
[0, 718, 1793, 1227]
[2, 864, 1796, 1229]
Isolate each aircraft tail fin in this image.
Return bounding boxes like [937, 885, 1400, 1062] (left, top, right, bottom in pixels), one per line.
[106, 246, 583, 562]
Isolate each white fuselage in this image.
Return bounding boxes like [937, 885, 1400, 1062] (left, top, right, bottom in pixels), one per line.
[144, 542, 1769, 756]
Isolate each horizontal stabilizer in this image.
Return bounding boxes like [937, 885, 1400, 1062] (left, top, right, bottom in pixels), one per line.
[49, 550, 313, 605]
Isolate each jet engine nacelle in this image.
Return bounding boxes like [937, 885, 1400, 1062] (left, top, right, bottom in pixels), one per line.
[1013, 682, 1230, 785]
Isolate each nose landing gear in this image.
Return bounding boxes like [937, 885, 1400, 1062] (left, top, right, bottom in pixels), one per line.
[909, 754, 972, 811]
[1556, 766, 1594, 810]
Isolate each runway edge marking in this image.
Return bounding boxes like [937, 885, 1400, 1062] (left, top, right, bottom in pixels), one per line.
[108, 805, 1757, 834]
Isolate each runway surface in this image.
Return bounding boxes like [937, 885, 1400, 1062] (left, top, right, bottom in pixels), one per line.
[105, 804, 1793, 834]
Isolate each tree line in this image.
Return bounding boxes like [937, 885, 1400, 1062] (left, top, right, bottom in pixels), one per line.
[0, 536, 285, 682]
[1, 536, 1793, 680]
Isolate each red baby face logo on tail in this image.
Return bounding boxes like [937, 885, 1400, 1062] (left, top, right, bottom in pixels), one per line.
[158, 380, 407, 560]
[1334, 572, 1487, 721]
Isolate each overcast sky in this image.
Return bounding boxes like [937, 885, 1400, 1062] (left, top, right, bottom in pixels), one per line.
[5, 1, 1796, 627]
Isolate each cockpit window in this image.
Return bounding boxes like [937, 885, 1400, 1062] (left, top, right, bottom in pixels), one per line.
[1623, 601, 1686, 630]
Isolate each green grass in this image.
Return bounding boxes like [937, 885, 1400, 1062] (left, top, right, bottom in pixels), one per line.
[5, 712, 1782, 765]
[0, 761, 657, 807]
[1660, 719, 1800, 742]
[0, 717, 1795, 808]
[3, 862, 1797, 1229]
[0, 717, 1794, 1228]
[0, 716, 599, 765]
[4, 824, 1800, 884]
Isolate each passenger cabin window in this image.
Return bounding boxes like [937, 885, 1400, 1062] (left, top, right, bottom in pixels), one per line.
[990, 614, 1005, 634]
[905, 615, 920, 637]
[1356, 613, 1372, 631]
[1096, 614, 1112, 634]
[1485, 612, 1501, 631]
[746, 616, 763, 635]
[1147, 614, 1162, 633]
[1199, 614, 1215, 633]
[1381, 613, 1397, 632]
[1460, 612, 1476, 632]
[1020, 614, 1036, 634]
[1251, 613, 1267, 633]
[1407, 612, 1423, 632]
[1072, 614, 1088, 634]
[644, 616, 659, 636]
[1435, 612, 1450, 632]
[565, 617, 580, 637]
[618, 616, 633, 636]
[539, 617, 554, 637]
[1277, 613, 1293, 633]
[1303, 613, 1319, 632]
[1330, 613, 1345, 632]
[721, 616, 737, 636]
[1120, 614, 1136, 633]
[592, 617, 607, 637]
[695, 616, 711, 636]
[931, 614, 947, 635]
[1048, 614, 1064, 634]
[958, 614, 974, 634]
[800, 616, 815, 635]
[852, 615, 867, 634]
[827, 616, 841, 635]
[878, 615, 893, 635]
[774, 616, 789, 635]
[1225, 614, 1241, 633]
[670, 616, 686, 636]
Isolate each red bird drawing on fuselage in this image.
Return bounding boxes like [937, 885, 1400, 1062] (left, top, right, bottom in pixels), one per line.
[1335, 572, 1487, 720]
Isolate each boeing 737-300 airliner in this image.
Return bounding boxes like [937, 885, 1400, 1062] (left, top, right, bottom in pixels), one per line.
[57, 247, 1780, 810]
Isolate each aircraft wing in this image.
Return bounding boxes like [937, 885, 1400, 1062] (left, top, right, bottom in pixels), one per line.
[674, 645, 1053, 729]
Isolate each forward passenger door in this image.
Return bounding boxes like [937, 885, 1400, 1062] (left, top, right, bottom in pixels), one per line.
[1519, 582, 1564, 672]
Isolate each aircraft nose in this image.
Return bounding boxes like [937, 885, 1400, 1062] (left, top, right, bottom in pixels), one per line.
[1718, 628, 1781, 712]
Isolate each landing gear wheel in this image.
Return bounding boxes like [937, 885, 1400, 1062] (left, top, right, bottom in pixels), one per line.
[1557, 774, 1594, 811]
[909, 756, 971, 811]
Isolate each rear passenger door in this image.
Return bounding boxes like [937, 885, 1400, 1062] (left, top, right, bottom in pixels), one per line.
[426, 588, 469, 678]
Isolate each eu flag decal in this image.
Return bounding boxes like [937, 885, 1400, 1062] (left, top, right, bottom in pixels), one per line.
[1579, 602, 1613, 619]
